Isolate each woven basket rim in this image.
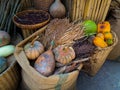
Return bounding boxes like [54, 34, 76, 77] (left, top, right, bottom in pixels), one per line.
[13, 10, 50, 29]
[0, 55, 17, 76]
[33, 0, 54, 11]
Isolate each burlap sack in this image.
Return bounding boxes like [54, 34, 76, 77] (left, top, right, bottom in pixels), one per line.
[15, 50, 82, 90]
[14, 26, 83, 90]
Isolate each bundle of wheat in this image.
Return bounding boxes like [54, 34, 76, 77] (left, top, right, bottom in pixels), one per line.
[44, 18, 84, 48]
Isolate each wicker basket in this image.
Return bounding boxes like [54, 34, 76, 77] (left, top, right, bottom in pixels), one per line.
[33, 0, 54, 11]
[82, 31, 118, 76]
[39, 19, 118, 76]
[0, 55, 20, 90]
[14, 26, 83, 90]
[13, 10, 50, 39]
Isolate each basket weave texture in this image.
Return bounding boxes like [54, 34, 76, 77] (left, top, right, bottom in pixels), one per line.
[82, 31, 118, 76]
[14, 26, 83, 90]
[33, 0, 54, 11]
[13, 10, 50, 38]
[13, 10, 50, 29]
[0, 55, 20, 90]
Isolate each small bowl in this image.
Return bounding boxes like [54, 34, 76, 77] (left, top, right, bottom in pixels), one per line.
[13, 10, 50, 29]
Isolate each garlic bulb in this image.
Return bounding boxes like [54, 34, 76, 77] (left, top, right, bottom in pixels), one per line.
[49, 0, 66, 18]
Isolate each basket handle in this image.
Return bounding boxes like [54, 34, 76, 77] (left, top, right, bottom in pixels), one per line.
[14, 47, 31, 70]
